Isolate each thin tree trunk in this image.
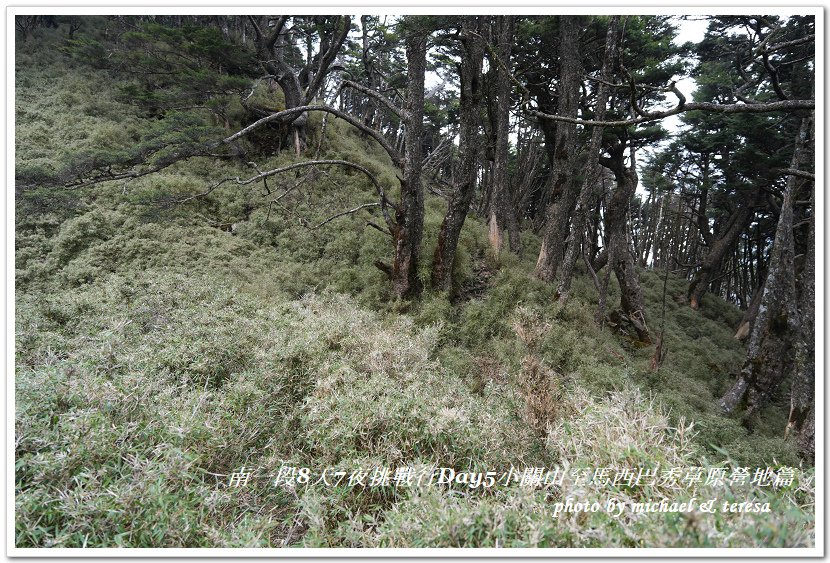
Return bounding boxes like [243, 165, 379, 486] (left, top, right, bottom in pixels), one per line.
[734, 277, 765, 340]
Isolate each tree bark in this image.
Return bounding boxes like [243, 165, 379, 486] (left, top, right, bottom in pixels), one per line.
[432, 17, 485, 291]
[734, 277, 765, 340]
[786, 119, 815, 459]
[555, 15, 621, 302]
[488, 15, 520, 257]
[600, 143, 651, 343]
[535, 16, 584, 282]
[720, 116, 809, 416]
[391, 27, 427, 299]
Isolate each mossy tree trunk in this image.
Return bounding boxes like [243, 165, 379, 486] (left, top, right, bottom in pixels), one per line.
[391, 28, 427, 298]
[787, 175, 814, 459]
[720, 116, 810, 417]
[535, 16, 584, 282]
[598, 141, 651, 343]
[487, 15, 520, 258]
[432, 17, 485, 292]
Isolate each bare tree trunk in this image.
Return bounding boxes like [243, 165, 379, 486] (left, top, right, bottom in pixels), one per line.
[391, 28, 427, 298]
[535, 15, 584, 281]
[488, 15, 520, 258]
[432, 17, 485, 291]
[720, 116, 810, 415]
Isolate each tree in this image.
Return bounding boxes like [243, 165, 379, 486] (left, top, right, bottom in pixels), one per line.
[786, 174, 815, 459]
[432, 16, 486, 291]
[247, 16, 352, 154]
[535, 16, 584, 282]
[487, 15, 520, 257]
[554, 16, 620, 304]
[389, 19, 428, 298]
[719, 115, 812, 419]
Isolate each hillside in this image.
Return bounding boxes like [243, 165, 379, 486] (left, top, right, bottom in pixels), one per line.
[14, 21, 815, 549]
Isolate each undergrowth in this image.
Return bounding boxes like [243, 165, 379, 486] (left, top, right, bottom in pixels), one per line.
[14, 23, 813, 548]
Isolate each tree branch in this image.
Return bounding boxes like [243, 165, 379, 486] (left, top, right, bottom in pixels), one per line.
[528, 98, 813, 128]
[763, 34, 815, 54]
[311, 202, 380, 229]
[220, 104, 403, 168]
[267, 16, 289, 52]
[776, 168, 815, 181]
[303, 16, 351, 104]
[340, 79, 406, 121]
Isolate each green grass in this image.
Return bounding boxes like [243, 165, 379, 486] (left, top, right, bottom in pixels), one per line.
[14, 21, 814, 548]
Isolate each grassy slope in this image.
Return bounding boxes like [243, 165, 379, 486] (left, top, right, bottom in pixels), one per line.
[14, 26, 814, 548]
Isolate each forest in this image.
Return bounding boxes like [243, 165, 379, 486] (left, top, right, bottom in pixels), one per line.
[14, 13, 816, 549]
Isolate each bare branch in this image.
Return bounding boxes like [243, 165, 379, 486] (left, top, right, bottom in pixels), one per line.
[220, 104, 403, 168]
[341, 79, 406, 121]
[776, 167, 815, 181]
[528, 98, 813, 128]
[763, 34, 815, 54]
[247, 15, 264, 43]
[304, 16, 351, 104]
[311, 202, 380, 229]
[176, 159, 396, 229]
[366, 221, 392, 236]
[64, 160, 180, 190]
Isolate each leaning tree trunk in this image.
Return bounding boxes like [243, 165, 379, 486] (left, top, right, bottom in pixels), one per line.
[391, 29, 427, 299]
[535, 15, 584, 282]
[734, 277, 765, 340]
[719, 116, 809, 416]
[687, 190, 758, 309]
[488, 15, 520, 257]
[432, 17, 485, 291]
